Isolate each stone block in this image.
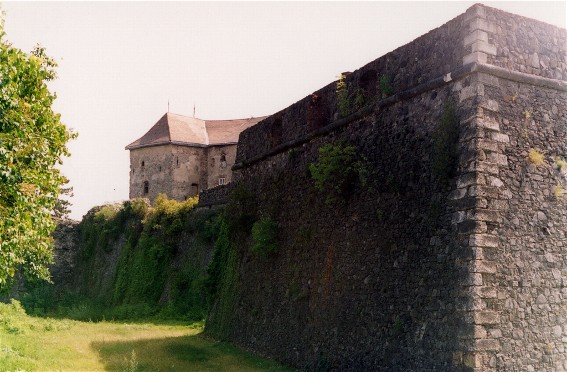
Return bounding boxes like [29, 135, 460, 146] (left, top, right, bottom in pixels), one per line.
[449, 188, 468, 200]
[464, 352, 482, 368]
[463, 30, 489, 46]
[476, 139, 499, 152]
[472, 209, 501, 223]
[469, 161, 499, 175]
[489, 132, 509, 143]
[463, 51, 488, 65]
[477, 118, 500, 132]
[476, 338, 501, 351]
[452, 211, 466, 224]
[459, 83, 485, 102]
[469, 233, 499, 248]
[487, 176, 504, 188]
[480, 99, 499, 112]
[467, 185, 500, 199]
[488, 199, 509, 211]
[474, 325, 488, 339]
[477, 286, 497, 299]
[486, 153, 508, 166]
[457, 172, 485, 188]
[477, 73, 500, 87]
[475, 311, 499, 325]
[469, 18, 495, 33]
[464, 4, 486, 22]
[472, 260, 497, 273]
[489, 329, 502, 338]
[471, 41, 497, 56]
[464, 273, 484, 286]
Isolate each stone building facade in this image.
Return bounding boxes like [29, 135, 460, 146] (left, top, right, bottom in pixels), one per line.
[205, 4, 567, 371]
[125, 113, 265, 202]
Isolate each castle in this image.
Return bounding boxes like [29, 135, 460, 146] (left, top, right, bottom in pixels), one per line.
[203, 4, 567, 370]
[125, 112, 266, 202]
[119, 4, 567, 370]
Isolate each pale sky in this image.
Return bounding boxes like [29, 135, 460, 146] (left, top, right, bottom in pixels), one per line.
[2, 1, 565, 220]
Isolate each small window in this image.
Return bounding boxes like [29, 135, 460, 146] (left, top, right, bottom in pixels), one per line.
[143, 181, 149, 195]
[176, 157, 179, 166]
[141, 160, 145, 167]
[220, 154, 227, 168]
[159, 166, 162, 172]
[190, 183, 199, 196]
[218, 177, 226, 186]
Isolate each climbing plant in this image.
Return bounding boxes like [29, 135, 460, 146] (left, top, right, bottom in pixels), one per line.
[309, 141, 368, 204]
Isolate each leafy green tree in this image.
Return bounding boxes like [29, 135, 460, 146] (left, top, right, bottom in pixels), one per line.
[0, 18, 76, 286]
[52, 177, 73, 220]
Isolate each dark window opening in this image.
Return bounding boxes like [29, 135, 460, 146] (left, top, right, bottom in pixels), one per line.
[360, 69, 378, 97]
[190, 183, 199, 196]
[143, 181, 149, 195]
[307, 93, 329, 131]
[220, 153, 227, 168]
[176, 157, 179, 166]
[141, 160, 145, 167]
[271, 118, 283, 147]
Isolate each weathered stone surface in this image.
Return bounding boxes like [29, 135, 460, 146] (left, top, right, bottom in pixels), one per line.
[475, 311, 500, 325]
[203, 3, 567, 371]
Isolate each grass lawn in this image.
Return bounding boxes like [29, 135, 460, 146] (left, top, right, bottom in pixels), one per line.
[0, 300, 290, 371]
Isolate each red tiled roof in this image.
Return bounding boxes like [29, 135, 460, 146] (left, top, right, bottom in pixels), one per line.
[205, 118, 263, 145]
[125, 113, 266, 150]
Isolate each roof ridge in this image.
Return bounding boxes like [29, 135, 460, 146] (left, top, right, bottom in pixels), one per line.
[165, 113, 172, 142]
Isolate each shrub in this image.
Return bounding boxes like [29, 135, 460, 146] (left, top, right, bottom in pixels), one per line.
[528, 148, 544, 166]
[555, 157, 566, 171]
[554, 185, 564, 199]
[251, 217, 278, 257]
[336, 74, 350, 118]
[309, 141, 367, 204]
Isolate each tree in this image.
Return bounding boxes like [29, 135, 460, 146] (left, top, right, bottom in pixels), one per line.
[0, 17, 76, 287]
[52, 177, 74, 220]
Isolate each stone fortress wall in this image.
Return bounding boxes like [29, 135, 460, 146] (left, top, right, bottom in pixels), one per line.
[206, 4, 567, 370]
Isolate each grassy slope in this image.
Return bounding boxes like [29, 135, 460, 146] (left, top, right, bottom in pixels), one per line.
[0, 300, 290, 371]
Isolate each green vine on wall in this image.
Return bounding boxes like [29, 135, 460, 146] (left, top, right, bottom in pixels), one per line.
[309, 141, 368, 205]
[251, 217, 278, 257]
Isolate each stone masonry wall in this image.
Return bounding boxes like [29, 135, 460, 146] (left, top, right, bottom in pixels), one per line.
[129, 144, 206, 202]
[235, 9, 467, 165]
[210, 4, 567, 371]
[225, 80, 478, 370]
[448, 5, 567, 370]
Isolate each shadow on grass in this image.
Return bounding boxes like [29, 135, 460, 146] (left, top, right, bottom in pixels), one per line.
[91, 332, 291, 372]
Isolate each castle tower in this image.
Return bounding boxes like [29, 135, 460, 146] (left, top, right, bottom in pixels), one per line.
[125, 112, 265, 202]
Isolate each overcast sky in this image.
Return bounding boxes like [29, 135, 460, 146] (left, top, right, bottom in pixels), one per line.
[2, 1, 565, 220]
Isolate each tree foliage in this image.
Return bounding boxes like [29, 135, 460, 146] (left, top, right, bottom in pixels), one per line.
[0, 18, 76, 286]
